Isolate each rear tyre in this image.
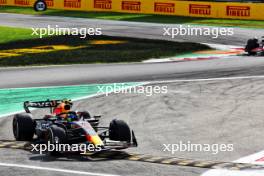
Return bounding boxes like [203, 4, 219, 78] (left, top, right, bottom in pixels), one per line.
[47, 125, 67, 156]
[34, 0, 47, 11]
[13, 114, 35, 141]
[80, 111, 91, 119]
[109, 119, 131, 142]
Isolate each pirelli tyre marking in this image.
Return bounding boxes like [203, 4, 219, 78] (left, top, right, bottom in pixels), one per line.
[0, 140, 264, 170]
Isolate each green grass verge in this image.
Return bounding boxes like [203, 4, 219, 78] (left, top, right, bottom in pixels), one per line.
[0, 6, 264, 28]
[0, 26, 210, 66]
[0, 26, 40, 43]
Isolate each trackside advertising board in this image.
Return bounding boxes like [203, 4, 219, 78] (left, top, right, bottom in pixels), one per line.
[2, 0, 264, 20]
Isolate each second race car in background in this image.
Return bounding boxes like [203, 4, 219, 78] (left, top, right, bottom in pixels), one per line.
[245, 36, 264, 56]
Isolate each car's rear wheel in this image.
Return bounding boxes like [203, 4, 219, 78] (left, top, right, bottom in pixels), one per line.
[34, 0, 47, 11]
[80, 111, 91, 119]
[109, 119, 131, 142]
[47, 125, 67, 156]
[13, 114, 35, 141]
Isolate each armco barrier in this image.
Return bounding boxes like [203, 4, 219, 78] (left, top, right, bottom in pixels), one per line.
[1, 0, 264, 20]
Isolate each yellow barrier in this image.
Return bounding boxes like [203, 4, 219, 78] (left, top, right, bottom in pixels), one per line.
[1, 0, 33, 6]
[1, 0, 264, 20]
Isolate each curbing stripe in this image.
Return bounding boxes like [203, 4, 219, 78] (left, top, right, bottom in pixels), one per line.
[1, 140, 264, 170]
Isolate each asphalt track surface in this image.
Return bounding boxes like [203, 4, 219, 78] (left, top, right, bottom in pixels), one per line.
[0, 13, 264, 176]
[1, 78, 264, 176]
[0, 13, 264, 46]
[1, 56, 264, 89]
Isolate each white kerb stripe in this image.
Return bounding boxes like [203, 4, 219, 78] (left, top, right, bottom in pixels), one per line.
[0, 162, 120, 176]
[201, 150, 264, 176]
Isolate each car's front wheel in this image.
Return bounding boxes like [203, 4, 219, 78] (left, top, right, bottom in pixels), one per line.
[47, 125, 67, 156]
[109, 119, 131, 142]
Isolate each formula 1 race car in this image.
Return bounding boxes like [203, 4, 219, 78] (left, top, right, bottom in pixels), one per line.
[12, 100, 137, 155]
[245, 37, 264, 56]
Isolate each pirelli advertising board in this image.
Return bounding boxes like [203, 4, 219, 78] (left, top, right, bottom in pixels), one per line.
[2, 0, 264, 20]
[2, 0, 32, 6]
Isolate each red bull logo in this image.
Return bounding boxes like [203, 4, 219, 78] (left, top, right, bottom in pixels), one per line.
[64, 0, 81, 8]
[226, 6, 250, 17]
[0, 0, 7, 4]
[14, 0, 29, 5]
[94, 0, 112, 9]
[154, 2, 175, 13]
[189, 4, 211, 15]
[45, 0, 54, 7]
[122, 1, 141, 11]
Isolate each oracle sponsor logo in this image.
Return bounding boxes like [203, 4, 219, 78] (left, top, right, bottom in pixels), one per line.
[0, 0, 7, 4]
[94, 0, 112, 9]
[45, 0, 54, 7]
[64, 0, 81, 8]
[14, 0, 29, 5]
[189, 4, 211, 15]
[154, 2, 175, 13]
[122, 1, 141, 11]
[226, 6, 250, 17]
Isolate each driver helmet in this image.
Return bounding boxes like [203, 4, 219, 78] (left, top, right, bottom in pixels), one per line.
[53, 99, 73, 116]
[253, 37, 258, 43]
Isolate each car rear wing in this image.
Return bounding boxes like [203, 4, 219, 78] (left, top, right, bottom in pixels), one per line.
[24, 100, 62, 113]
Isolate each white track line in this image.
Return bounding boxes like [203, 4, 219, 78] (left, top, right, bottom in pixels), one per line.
[148, 75, 264, 84]
[0, 162, 119, 176]
[2, 75, 264, 91]
[0, 82, 148, 90]
[2, 75, 264, 118]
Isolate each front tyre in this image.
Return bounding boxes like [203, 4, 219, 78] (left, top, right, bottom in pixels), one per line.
[109, 119, 131, 142]
[34, 0, 47, 11]
[13, 114, 35, 141]
[47, 125, 67, 156]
